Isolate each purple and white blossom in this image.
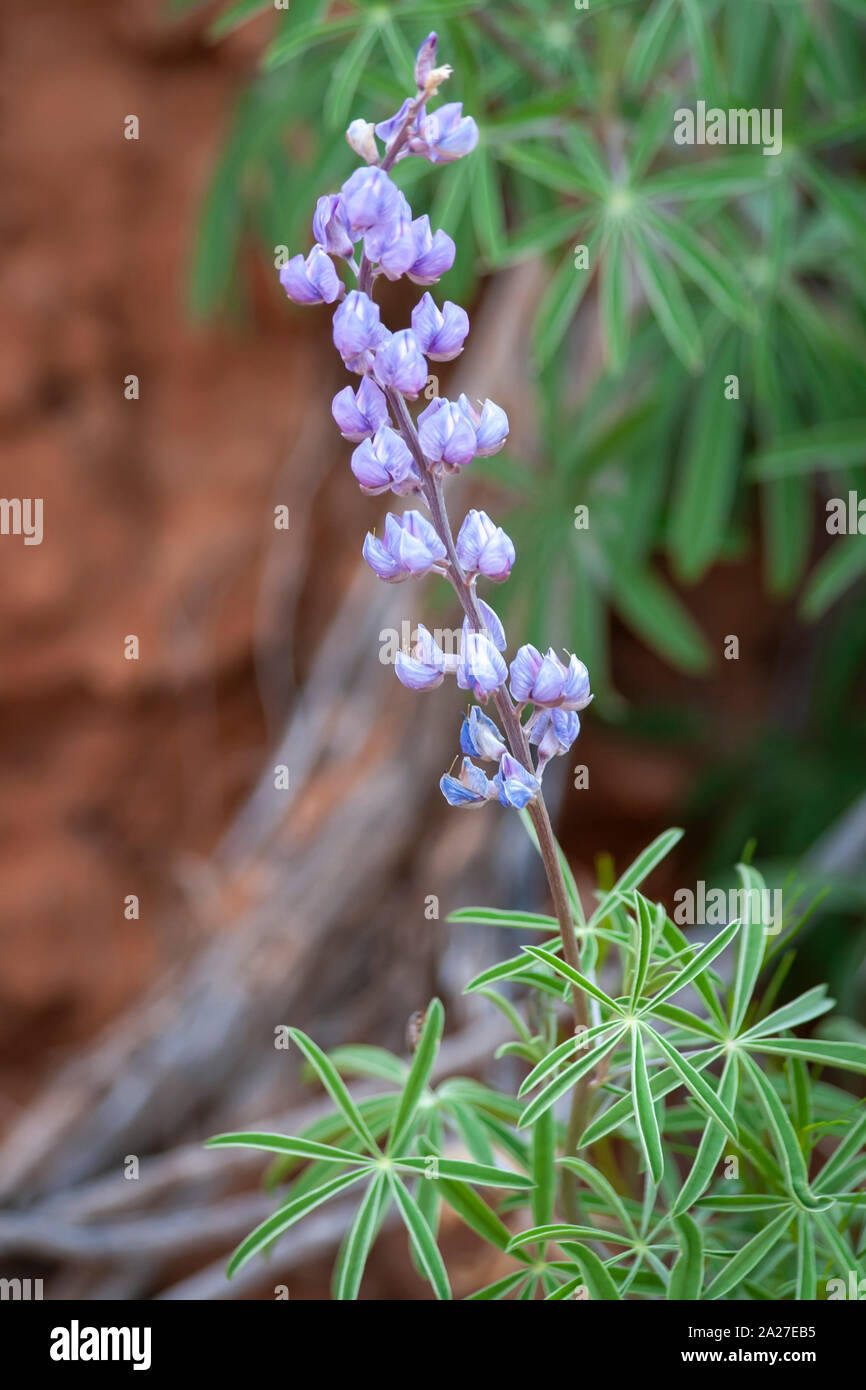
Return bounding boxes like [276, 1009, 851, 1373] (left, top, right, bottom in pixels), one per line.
[439, 757, 496, 808]
[340, 166, 403, 235]
[456, 620, 508, 702]
[351, 427, 419, 496]
[362, 511, 446, 583]
[406, 216, 455, 285]
[395, 624, 457, 691]
[417, 398, 477, 468]
[280, 246, 344, 306]
[455, 509, 515, 582]
[411, 294, 469, 361]
[460, 706, 508, 762]
[456, 394, 510, 456]
[529, 708, 581, 771]
[493, 754, 540, 810]
[373, 329, 429, 397]
[509, 645, 593, 711]
[411, 103, 479, 164]
[333, 290, 388, 370]
[345, 119, 379, 165]
[331, 377, 389, 441]
[312, 195, 354, 259]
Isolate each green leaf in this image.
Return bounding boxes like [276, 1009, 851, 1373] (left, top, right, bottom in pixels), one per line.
[796, 1214, 816, 1302]
[630, 225, 703, 371]
[518, 1021, 617, 1097]
[644, 209, 753, 327]
[532, 236, 599, 367]
[264, 13, 360, 69]
[522, 945, 624, 1013]
[472, 147, 506, 262]
[388, 998, 444, 1153]
[560, 1241, 621, 1300]
[749, 421, 866, 479]
[288, 1028, 380, 1154]
[610, 565, 711, 673]
[518, 1029, 627, 1128]
[704, 1208, 792, 1299]
[740, 986, 834, 1041]
[741, 1056, 814, 1203]
[448, 907, 560, 932]
[729, 864, 770, 1033]
[748, 1039, 866, 1072]
[579, 1047, 724, 1147]
[672, 1054, 739, 1214]
[800, 537, 866, 621]
[589, 829, 684, 927]
[558, 1157, 638, 1236]
[466, 1271, 530, 1300]
[226, 1169, 371, 1278]
[500, 142, 598, 197]
[335, 1170, 388, 1300]
[630, 894, 657, 1009]
[395, 1156, 534, 1190]
[647, 1028, 739, 1141]
[600, 223, 630, 373]
[625, 0, 677, 88]
[643, 918, 741, 1012]
[668, 1213, 704, 1300]
[815, 1106, 866, 1194]
[509, 1224, 636, 1251]
[632, 1026, 664, 1184]
[668, 341, 743, 582]
[206, 1132, 368, 1165]
[324, 22, 379, 130]
[531, 1106, 556, 1227]
[388, 1170, 451, 1300]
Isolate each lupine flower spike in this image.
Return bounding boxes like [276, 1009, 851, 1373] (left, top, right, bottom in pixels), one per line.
[278, 29, 591, 813]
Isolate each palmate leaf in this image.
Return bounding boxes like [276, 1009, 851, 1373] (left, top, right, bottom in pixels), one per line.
[559, 1242, 622, 1301]
[646, 1028, 739, 1142]
[519, 1029, 627, 1128]
[672, 1054, 739, 1215]
[579, 1046, 725, 1147]
[206, 1132, 370, 1166]
[395, 1157, 534, 1190]
[335, 1169, 389, 1301]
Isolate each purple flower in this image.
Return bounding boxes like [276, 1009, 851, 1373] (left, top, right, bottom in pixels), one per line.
[364, 190, 415, 276]
[414, 32, 438, 90]
[411, 294, 469, 361]
[456, 619, 507, 701]
[529, 708, 581, 771]
[456, 394, 510, 456]
[333, 291, 388, 370]
[395, 624, 457, 691]
[332, 377, 390, 441]
[406, 216, 456, 285]
[340, 166, 403, 235]
[493, 753, 540, 810]
[440, 757, 496, 809]
[351, 427, 419, 496]
[373, 329, 428, 397]
[362, 510, 446, 583]
[455, 509, 515, 582]
[410, 103, 479, 164]
[476, 597, 507, 652]
[279, 245, 344, 306]
[460, 706, 508, 762]
[509, 645, 593, 711]
[417, 397, 477, 468]
[312, 195, 354, 259]
[374, 99, 417, 164]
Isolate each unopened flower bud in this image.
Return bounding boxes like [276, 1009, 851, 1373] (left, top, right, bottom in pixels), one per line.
[346, 119, 379, 165]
